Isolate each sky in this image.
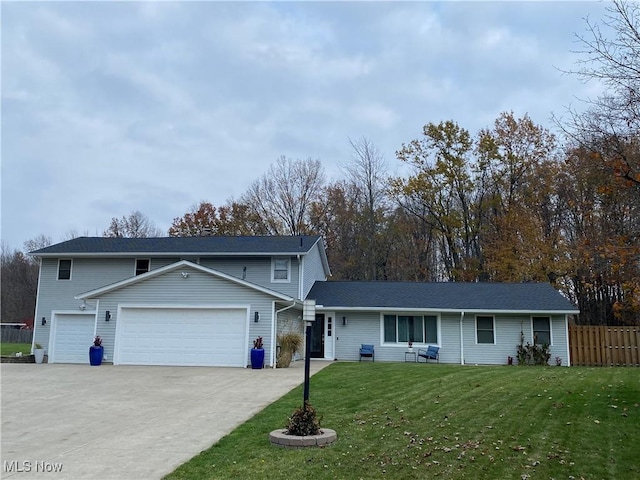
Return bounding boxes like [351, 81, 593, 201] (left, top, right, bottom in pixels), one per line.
[2, 1, 609, 251]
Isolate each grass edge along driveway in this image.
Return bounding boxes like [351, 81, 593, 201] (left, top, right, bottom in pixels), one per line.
[166, 363, 639, 480]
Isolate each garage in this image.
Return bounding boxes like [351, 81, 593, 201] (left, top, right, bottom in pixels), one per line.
[50, 313, 96, 363]
[114, 307, 248, 367]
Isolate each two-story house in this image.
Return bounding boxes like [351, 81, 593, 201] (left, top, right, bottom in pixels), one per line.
[29, 235, 579, 367]
[30, 236, 329, 367]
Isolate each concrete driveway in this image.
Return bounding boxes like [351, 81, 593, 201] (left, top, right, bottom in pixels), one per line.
[1, 361, 330, 479]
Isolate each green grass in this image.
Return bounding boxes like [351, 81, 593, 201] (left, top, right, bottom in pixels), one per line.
[0, 342, 32, 356]
[166, 363, 639, 480]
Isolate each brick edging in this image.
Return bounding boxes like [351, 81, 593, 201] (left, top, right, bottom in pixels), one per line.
[269, 428, 337, 448]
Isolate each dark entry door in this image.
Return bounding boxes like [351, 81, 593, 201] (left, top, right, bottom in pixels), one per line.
[310, 313, 325, 358]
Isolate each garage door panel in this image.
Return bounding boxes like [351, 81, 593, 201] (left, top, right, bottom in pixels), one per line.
[116, 307, 247, 367]
[52, 314, 95, 364]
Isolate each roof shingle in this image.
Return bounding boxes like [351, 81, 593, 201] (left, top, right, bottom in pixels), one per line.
[30, 235, 322, 256]
[308, 281, 577, 312]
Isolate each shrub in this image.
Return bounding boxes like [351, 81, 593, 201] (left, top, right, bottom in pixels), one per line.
[276, 332, 303, 368]
[285, 401, 321, 436]
[516, 331, 550, 366]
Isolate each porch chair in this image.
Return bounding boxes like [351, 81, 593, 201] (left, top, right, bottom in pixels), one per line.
[417, 345, 440, 363]
[359, 344, 375, 362]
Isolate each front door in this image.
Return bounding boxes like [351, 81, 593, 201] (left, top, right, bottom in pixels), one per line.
[310, 313, 325, 358]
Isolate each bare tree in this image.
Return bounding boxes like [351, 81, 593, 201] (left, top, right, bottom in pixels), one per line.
[23, 234, 52, 255]
[241, 156, 325, 235]
[341, 137, 390, 280]
[1, 243, 39, 324]
[103, 211, 164, 238]
[558, 0, 640, 186]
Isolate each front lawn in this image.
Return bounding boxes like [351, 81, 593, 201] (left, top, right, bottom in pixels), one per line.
[166, 363, 639, 480]
[0, 343, 32, 356]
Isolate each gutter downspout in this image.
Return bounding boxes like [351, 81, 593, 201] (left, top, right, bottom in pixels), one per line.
[273, 300, 297, 369]
[31, 257, 43, 354]
[297, 254, 303, 300]
[460, 311, 465, 365]
[565, 314, 571, 367]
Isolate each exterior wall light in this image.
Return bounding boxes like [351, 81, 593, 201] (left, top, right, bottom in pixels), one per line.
[254, 311, 260, 322]
[343, 316, 347, 326]
[105, 311, 111, 322]
[41, 317, 47, 326]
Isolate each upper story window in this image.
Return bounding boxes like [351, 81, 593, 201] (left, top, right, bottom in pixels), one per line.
[271, 258, 290, 283]
[476, 316, 495, 344]
[532, 316, 552, 345]
[57, 259, 72, 280]
[383, 314, 438, 344]
[135, 259, 150, 276]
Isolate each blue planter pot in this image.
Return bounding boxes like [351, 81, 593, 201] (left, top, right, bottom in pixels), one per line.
[89, 346, 103, 366]
[251, 348, 265, 369]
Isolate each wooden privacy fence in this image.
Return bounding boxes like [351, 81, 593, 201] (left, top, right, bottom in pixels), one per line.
[569, 325, 639, 367]
[1, 328, 34, 344]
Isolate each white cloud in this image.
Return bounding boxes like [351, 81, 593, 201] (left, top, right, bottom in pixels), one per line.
[1, 1, 609, 248]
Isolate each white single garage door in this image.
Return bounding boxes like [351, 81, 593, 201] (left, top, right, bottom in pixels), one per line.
[51, 313, 96, 364]
[115, 307, 247, 367]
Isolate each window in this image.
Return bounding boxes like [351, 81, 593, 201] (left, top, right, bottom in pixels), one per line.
[476, 316, 495, 344]
[57, 259, 72, 280]
[533, 316, 551, 345]
[383, 314, 438, 344]
[271, 258, 290, 282]
[135, 259, 150, 276]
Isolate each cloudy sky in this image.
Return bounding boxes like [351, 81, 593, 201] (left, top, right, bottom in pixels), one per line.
[2, 1, 608, 250]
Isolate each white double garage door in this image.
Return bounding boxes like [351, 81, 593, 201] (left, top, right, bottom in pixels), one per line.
[51, 307, 248, 367]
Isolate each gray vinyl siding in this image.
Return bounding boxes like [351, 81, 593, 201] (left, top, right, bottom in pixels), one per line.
[33, 255, 302, 356]
[439, 313, 462, 364]
[331, 311, 569, 365]
[302, 244, 327, 299]
[462, 313, 568, 365]
[333, 311, 451, 362]
[89, 266, 280, 367]
[276, 307, 304, 362]
[199, 256, 301, 299]
[33, 257, 144, 352]
[550, 315, 569, 365]
[334, 311, 381, 361]
[150, 258, 181, 269]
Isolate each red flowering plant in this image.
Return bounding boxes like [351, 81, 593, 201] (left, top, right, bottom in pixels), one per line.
[93, 336, 103, 347]
[253, 336, 264, 349]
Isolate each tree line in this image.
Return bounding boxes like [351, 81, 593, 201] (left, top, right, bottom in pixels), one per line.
[2, 1, 638, 326]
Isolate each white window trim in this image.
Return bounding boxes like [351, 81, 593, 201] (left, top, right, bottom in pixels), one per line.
[271, 257, 291, 283]
[57, 259, 73, 281]
[135, 258, 151, 276]
[475, 315, 496, 345]
[379, 313, 440, 346]
[531, 315, 553, 346]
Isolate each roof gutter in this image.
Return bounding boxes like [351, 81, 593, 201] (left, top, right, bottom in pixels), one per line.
[315, 306, 580, 315]
[30, 250, 313, 258]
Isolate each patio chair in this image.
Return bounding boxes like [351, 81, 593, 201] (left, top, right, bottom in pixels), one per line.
[359, 344, 375, 362]
[417, 345, 440, 363]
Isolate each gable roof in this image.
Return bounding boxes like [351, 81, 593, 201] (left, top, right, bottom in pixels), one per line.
[75, 260, 298, 302]
[30, 235, 323, 257]
[308, 281, 578, 314]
